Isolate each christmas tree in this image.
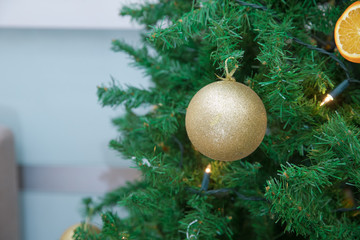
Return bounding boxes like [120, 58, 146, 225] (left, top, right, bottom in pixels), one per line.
[73, 0, 360, 239]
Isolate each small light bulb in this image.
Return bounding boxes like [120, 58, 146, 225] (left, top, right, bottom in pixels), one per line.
[320, 94, 334, 106]
[205, 164, 211, 173]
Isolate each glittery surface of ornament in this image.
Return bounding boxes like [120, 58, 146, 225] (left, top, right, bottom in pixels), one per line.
[185, 81, 267, 161]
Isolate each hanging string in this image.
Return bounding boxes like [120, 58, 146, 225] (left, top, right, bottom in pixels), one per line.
[215, 57, 238, 82]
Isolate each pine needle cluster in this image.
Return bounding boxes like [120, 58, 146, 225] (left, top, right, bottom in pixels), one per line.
[75, 1, 360, 239]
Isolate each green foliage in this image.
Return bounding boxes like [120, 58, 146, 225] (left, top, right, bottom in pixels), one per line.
[80, 0, 360, 239]
[121, 0, 192, 30]
[265, 114, 360, 239]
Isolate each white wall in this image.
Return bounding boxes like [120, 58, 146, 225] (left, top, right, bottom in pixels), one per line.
[0, 0, 143, 29]
[0, 29, 150, 166]
[0, 28, 149, 239]
[0, 2, 152, 239]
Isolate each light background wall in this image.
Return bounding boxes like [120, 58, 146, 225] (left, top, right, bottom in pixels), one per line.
[0, 1, 150, 237]
[0, 29, 149, 167]
[0, 0, 143, 29]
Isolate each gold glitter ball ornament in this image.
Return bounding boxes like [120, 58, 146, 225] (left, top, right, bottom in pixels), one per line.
[185, 80, 267, 161]
[60, 223, 100, 240]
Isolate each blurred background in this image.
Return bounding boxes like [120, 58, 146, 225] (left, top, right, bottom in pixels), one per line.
[0, 0, 148, 239]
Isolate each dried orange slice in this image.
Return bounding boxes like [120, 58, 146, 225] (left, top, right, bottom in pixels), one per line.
[334, 1, 360, 63]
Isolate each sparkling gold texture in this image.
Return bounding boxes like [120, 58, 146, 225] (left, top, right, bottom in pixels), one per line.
[185, 81, 267, 161]
[60, 223, 100, 240]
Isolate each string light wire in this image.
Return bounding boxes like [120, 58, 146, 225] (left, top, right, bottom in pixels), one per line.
[184, 0, 360, 213]
[235, 0, 360, 106]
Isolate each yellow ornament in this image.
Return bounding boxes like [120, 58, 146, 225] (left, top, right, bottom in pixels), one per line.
[60, 223, 100, 240]
[185, 59, 267, 161]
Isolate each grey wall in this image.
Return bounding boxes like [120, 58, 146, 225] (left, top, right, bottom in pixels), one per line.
[0, 29, 148, 239]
